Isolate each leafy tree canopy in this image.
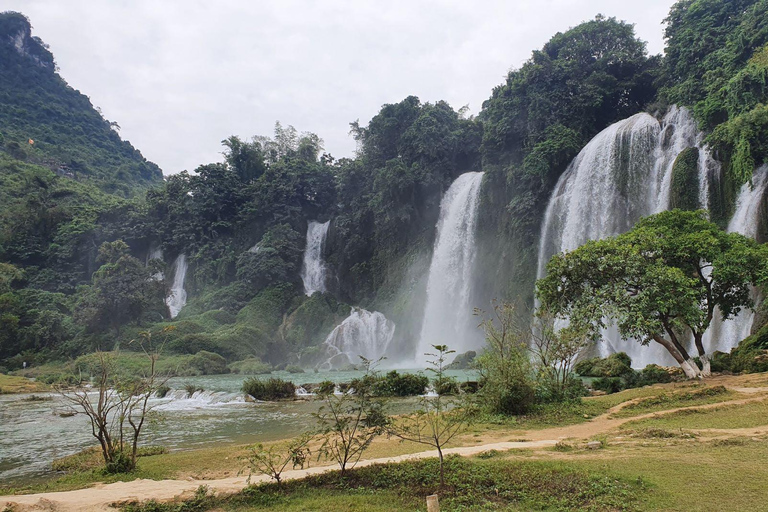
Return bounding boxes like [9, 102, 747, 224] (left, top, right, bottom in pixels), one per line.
[537, 210, 768, 378]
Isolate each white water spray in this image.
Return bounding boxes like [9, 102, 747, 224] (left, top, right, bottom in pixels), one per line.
[321, 308, 395, 368]
[147, 245, 164, 281]
[166, 254, 188, 319]
[416, 171, 485, 364]
[703, 165, 768, 353]
[301, 220, 330, 296]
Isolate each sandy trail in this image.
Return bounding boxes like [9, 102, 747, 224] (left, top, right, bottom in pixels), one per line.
[0, 440, 558, 512]
[2, 386, 767, 512]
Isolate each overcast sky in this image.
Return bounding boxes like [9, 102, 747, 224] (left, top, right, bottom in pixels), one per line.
[5, 1, 677, 175]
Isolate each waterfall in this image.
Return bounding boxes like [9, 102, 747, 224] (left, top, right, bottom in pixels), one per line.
[415, 171, 485, 365]
[536, 106, 716, 366]
[321, 308, 395, 368]
[703, 165, 768, 353]
[301, 220, 330, 296]
[147, 245, 164, 280]
[147, 245, 163, 264]
[166, 254, 188, 319]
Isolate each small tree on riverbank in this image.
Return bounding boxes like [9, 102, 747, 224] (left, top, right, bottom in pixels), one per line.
[60, 329, 170, 473]
[241, 433, 312, 488]
[314, 357, 387, 477]
[387, 345, 476, 486]
[475, 304, 536, 415]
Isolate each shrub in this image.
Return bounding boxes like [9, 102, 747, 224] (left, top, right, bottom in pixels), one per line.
[316, 380, 335, 395]
[189, 351, 228, 375]
[576, 353, 633, 378]
[538, 374, 588, 402]
[710, 351, 732, 372]
[214, 325, 270, 361]
[243, 377, 295, 401]
[199, 309, 237, 325]
[729, 326, 768, 374]
[639, 364, 673, 385]
[574, 357, 598, 376]
[228, 358, 272, 375]
[591, 353, 633, 377]
[168, 333, 218, 355]
[155, 385, 171, 398]
[184, 384, 203, 397]
[475, 302, 537, 415]
[592, 377, 623, 394]
[285, 365, 305, 374]
[374, 371, 429, 396]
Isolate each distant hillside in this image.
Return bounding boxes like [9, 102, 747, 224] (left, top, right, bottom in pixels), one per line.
[0, 11, 162, 194]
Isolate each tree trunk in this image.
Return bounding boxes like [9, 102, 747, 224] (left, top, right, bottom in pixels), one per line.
[699, 354, 711, 377]
[681, 359, 702, 379]
[652, 335, 701, 379]
[693, 333, 711, 377]
[437, 445, 444, 487]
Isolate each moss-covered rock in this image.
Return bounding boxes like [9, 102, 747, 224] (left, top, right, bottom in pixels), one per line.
[669, 147, 700, 211]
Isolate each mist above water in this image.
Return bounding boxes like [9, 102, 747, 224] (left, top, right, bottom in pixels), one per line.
[320, 308, 395, 369]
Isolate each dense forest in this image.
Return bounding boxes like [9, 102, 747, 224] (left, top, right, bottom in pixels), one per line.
[1, 0, 768, 375]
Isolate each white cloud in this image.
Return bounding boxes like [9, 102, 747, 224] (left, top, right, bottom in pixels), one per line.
[4, 0, 676, 174]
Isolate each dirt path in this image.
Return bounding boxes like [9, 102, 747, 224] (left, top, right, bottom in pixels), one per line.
[0, 440, 558, 512]
[3, 386, 767, 512]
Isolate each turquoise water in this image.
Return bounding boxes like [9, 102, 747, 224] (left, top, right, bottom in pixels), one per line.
[0, 369, 477, 486]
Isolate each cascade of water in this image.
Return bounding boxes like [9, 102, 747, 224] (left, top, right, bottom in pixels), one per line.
[301, 220, 330, 296]
[415, 171, 485, 365]
[321, 308, 396, 368]
[703, 166, 768, 353]
[536, 106, 717, 366]
[166, 254, 188, 319]
[147, 245, 164, 280]
[147, 245, 163, 264]
[155, 388, 245, 411]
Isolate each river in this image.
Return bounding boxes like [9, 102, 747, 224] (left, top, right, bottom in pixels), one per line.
[0, 369, 477, 485]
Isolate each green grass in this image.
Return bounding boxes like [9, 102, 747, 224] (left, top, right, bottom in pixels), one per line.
[11, 351, 227, 384]
[122, 457, 642, 512]
[476, 385, 680, 431]
[610, 385, 736, 418]
[623, 399, 768, 430]
[557, 438, 768, 511]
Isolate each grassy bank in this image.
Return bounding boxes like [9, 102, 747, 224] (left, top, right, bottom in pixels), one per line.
[0, 374, 48, 394]
[9, 351, 230, 385]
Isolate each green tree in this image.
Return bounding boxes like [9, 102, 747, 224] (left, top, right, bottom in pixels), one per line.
[240, 433, 312, 487]
[660, 0, 768, 184]
[386, 345, 476, 486]
[474, 303, 536, 414]
[537, 210, 767, 378]
[314, 357, 386, 477]
[75, 240, 166, 337]
[221, 135, 267, 183]
[60, 329, 170, 473]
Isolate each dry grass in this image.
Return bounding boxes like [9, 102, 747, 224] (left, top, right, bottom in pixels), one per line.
[0, 374, 48, 394]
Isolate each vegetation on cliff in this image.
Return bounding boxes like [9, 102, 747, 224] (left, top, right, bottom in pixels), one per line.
[2, 2, 768, 373]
